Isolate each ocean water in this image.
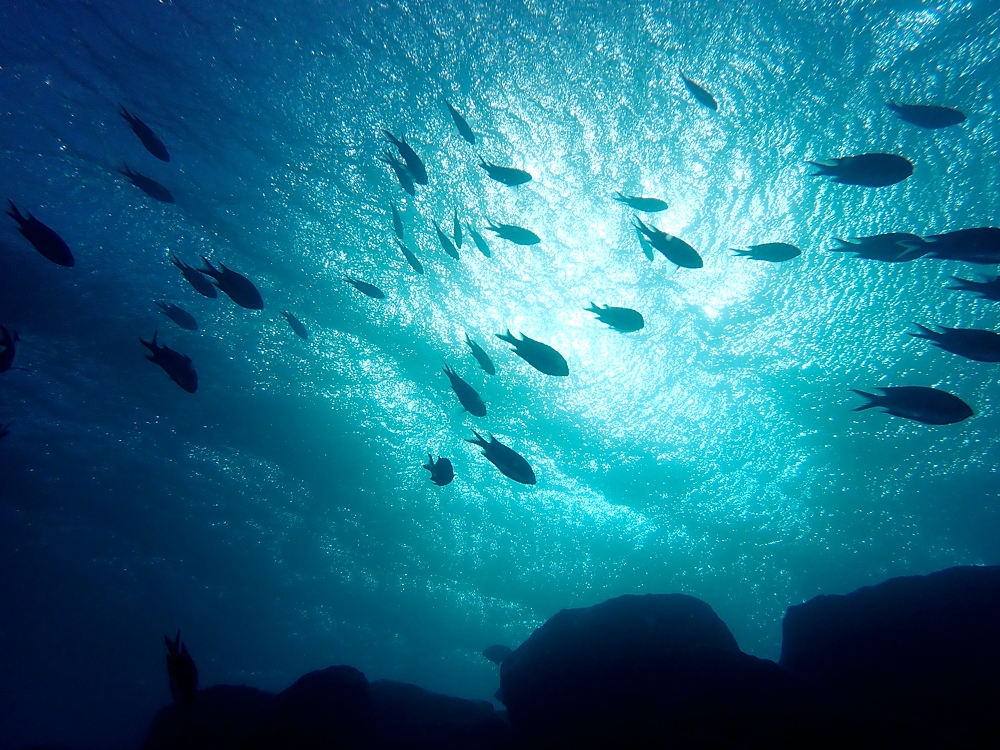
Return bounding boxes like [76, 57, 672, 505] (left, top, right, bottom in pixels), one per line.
[1, 0, 998, 747]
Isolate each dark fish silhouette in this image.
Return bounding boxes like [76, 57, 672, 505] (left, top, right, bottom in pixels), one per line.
[466, 224, 492, 257]
[345, 276, 386, 299]
[680, 73, 718, 110]
[445, 100, 476, 144]
[586, 304, 645, 333]
[912, 228, 1000, 264]
[482, 645, 512, 665]
[281, 311, 308, 339]
[612, 192, 668, 212]
[632, 216, 702, 268]
[851, 386, 972, 425]
[732, 243, 801, 262]
[453, 209, 463, 248]
[466, 334, 496, 375]
[423, 455, 454, 486]
[119, 165, 173, 203]
[478, 159, 532, 186]
[830, 233, 926, 263]
[909, 324, 1000, 363]
[635, 226, 654, 261]
[140, 332, 197, 393]
[382, 130, 428, 185]
[485, 219, 540, 246]
[947, 276, 1000, 301]
[808, 154, 913, 187]
[391, 203, 404, 240]
[0, 326, 18, 373]
[443, 363, 486, 416]
[395, 238, 423, 274]
[886, 102, 966, 129]
[119, 105, 170, 162]
[6, 201, 74, 267]
[171, 256, 217, 298]
[435, 223, 460, 259]
[379, 151, 415, 196]
[155, 301, 197, 330]
[0, 422, 9, 440]
[496, 330, 568, 376]
[466, 430, 536, 485]
[199, 257, 263, 309]
[165, 630, 198, 709]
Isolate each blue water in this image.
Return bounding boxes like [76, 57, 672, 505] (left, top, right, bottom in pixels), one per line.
[2, 1, 998, 747]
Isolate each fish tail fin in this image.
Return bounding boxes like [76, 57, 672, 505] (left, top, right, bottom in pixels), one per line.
[465, 429, 487, 447]
[495, 329, 516, 344]
[895, 238, 928, 261]
[5, 200, 24, 224]
[908, 323, 937, 340]
[885, 101, 899, 113]
[732, 248, 750, 256]
[947, 276, 975, 291]
[585, 302, 600, 314]
[806, 161, 835, 176]
[118, 104, 133, 122]
[850, 389, 881, 411]
[198, 255, 216, 273]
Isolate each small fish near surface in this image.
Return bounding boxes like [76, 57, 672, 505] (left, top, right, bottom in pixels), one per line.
[732, 243, 801, 263]
[830, 233, 927, 263]
[478, 159, 532, 186]
[909, 323, 1000, 363]
[344, 276, 386, 299]
[119, 104, 170, 162]
[165, 630, 198, 709]
[140, 331, 197, 393]
[453, 209, 463, 248]
[851, 386, 973, 425]
[947, 276, 1000, 302]
[423, 455, 454, 486]
[281, 310, 309, 339]
[119, 165, 173, 203]
[442, 363, 486, 417]
[916, 228, 1000, 264]
[808, 153, 913, 188]
[379, 151, 416, 196]
[482, 645, 512, 665]
[444, 100, 476, 145]
[496, 330, 568, 376]
[485, 219, 540, 246]
[155, 301, 198, 330]
[466, 430, 536, 485]
[466, 223, 492, 257]
[395, 238, 424, 274]
[632, 216, 702, 268]
[465, 334, 496, 375]
[6, 201, 74, 267]
[435, 223, 460, 259]
[612, 192, 668, 212]
[886, 102, 966, 129]
[586, 304, 645, 333]
[382, 129, 428, 185]
[680, 72, 718, 111]
[171, 256, 218, 298]
[199, 256, 264, 309]
[391, 203, 405, 240]
[0, 325, 19, 373]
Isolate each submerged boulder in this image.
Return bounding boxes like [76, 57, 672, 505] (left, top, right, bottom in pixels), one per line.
[141, 685, 277, 750]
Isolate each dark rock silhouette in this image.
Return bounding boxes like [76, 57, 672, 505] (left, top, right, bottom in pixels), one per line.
[142, 684, 275, 750]
[481, 645, 512, 665]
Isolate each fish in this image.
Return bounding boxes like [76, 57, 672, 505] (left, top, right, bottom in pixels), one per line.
[344, 276, 386, 299]
[829, 234, 927, 263]
[586, 304, 645, 333]
[119, 165, 173, 203]
[171, 256, 218, 298]
[6, 201, 74, 267]
[466, 224, 492, 257]
[732, 243, 801, 262]
[281, 311, 309, 339]
[478, 159, 532, 186]
[0, 422, 9, 440]
[435, 223, 460, 259]
[119, 105, 170, 162]
[199, 256, 264, 309]
[154, 301, 198, 331]
[612, 192, 668, 212]
[466, 430, 536, 485]
[444, 100, 476, 144]
[851, 386, 973, 425]
[165, 630, 198, 709]
[0, 326, 19, 373]
[379, 151, 416, 196]
[395, 238, 424, 274]
[496, 330, 568, 376]
[442, 363, 486, 416]
[382, 130, 428, 185]
[453, 209, 463, 248]
[140, 332, 197, 393]
[423, 455, 454, 486]
[635, 226, 654, 261]
[947, 276, 1000, 301]
[482, 645, 512, 665]
[808, 153, 913, 188]
[485, 219, 540, 246]
[632, 216, 702, 268]
[680, 73, 718, 110]
[391, 203, 405, 240]
[886, 102, 966, 129]
[915, 228, 1000, 264]
[909, 324, 1000, 363]
[465, 334, 496, 375]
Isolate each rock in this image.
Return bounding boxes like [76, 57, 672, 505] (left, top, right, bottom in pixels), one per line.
[141, 685, 277, 750]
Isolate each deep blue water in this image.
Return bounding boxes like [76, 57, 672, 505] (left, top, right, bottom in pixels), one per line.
[1, 0, 999, 747]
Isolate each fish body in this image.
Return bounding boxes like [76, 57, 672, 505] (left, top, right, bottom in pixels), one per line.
[443, 363, 486, 416]
[0, 326, 19, 373]
[482, 645, 512, 665]
[830, 234, 926, 263]
[120, 165, 173, 203]
[453, 209, 463, 248]
[632, 216, 702, 268]
[423, 454, 454, 486]
[165, 630, 198, 709]
[395, 238, 424, 274]
[496, 330, 568, 376]
[465, 334, 496, 375]
[171, 256, 218, 297]
[909, 324, 1000, 363]
[732, 243, 801, 262]
[635, 226, 654, 261]
[680, 73, 718, 110]
[155, 301, 198, 330]
[886, 102, 966, 129]
[6, 201, 74, 267]
[435, 223, 460, 259]
[919, 228, 1000, 264]
[391, 203, 405, 240]
[281, 311, 309, 339]
[382, 130, 428, 185]
[345, 276, 386, 299]
[851, 386, 972, 425]
[120, 105, 170, 162]
[466, 430, 536, 485]
[586, 304, 645, 333]
[948, 276, 1000, 302]
[379, 151, 415, 196]
[199, 256, 264, 309]
[808, 153, 913, 187]
[613, 192, 668, 212]
[444, 100, 476, 144]
[466, 224, 492, 257]
[140, 331, 197, 393]
[478, 159, 532, 186]
[485, 219, 540, 246]
[0, 423, 9, 440]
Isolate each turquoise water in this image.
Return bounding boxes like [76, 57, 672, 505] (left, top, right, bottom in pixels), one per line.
[1, 1, 998, 747]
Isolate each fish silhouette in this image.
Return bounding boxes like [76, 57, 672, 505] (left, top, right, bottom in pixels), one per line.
[165, 630, 198, 709]
[947, 276, 1000, 302]
[435, 223, 460, 259]
[830, 234, 926, 263]
[391, 203, 405, 240]
[6, 201, 74, 267]
[485, 219, 540, 246]
[612, 192, 668, 212]
[466, 224, 492, 257]
[886, 102, 965, 129]
[466, 430, 536, 485]
[442, 363, 486, 416]
[444, 100, 476, 144]
[345, 276, 386, 299]
[479, 159, 532, 186]
[382, 130, 428, 185]
[154, 301, 197, 331]
[119, 105, 170, 161]
[199, 257, 264, 309]
[732, 243, 801, 262]
[119, 165, 173, 203]
[496, 330, 568, 376]
[915, 228, 1000, 264]
[379, 150, 415, 195]
[423, 455, 454, 486]
[680, 73, 718, 110]
[171, 256, 217, 298]
[0, 326, 19, 373]
[632, 216, 702, 268]
[465, 334, 496, 375]
[808, 153, 913, 187]
[909, 324, 1000, 363]
[395, 238, 424, 274]
[586, 304, 645, 333]
[851, 386, 972, 425]
[281, 311, 309, 339]
[140, 332, 197, 393]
